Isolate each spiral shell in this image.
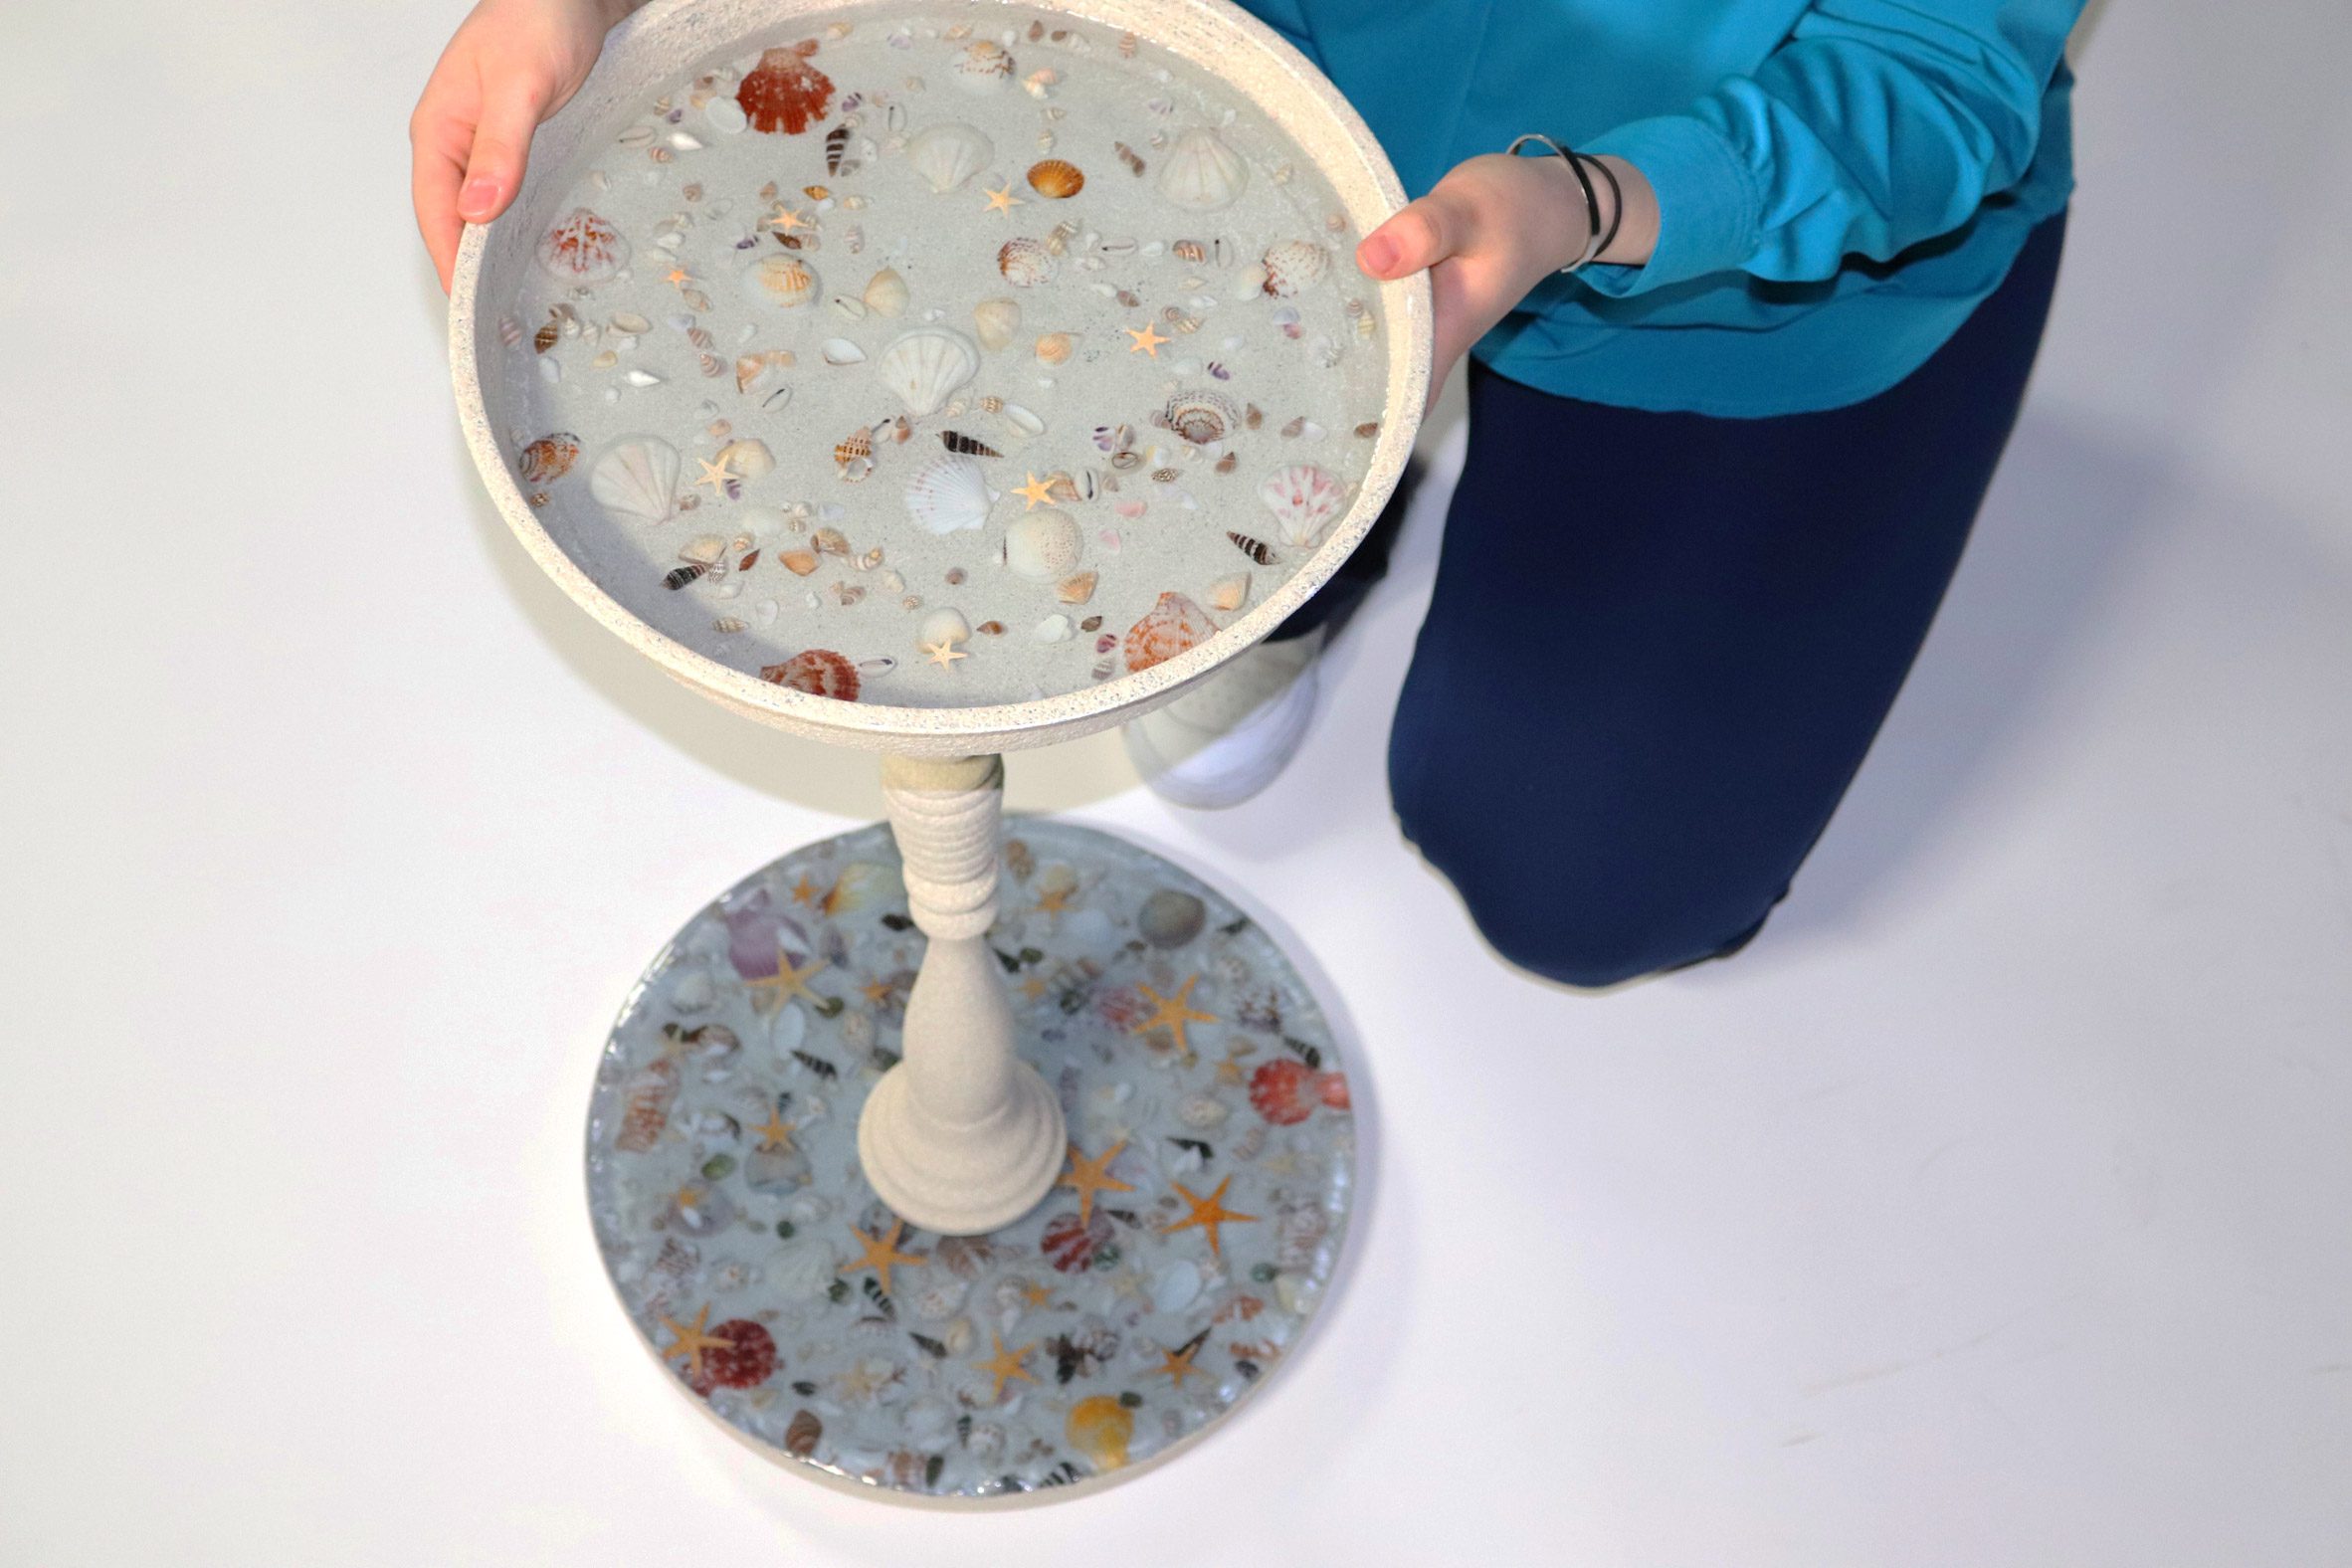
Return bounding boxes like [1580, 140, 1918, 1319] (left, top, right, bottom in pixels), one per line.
[518, 432, 580, 486]
[1026, 158, 1084, 198]
[783, 1409, 823, 1459]
[997, 237, 1057, 289]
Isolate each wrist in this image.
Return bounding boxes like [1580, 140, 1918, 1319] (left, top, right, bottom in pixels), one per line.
[1590, 155, 1658, 268]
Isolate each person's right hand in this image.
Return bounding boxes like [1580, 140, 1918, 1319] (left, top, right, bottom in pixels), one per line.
[411, 0, 625, 293]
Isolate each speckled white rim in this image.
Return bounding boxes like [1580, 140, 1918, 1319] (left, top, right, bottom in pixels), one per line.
[451, 0, 1430, 756]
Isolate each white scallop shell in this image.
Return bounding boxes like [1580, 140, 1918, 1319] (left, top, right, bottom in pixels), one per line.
[1003, 508, 1081, 582]
[863, 267, 908, 317]
[875, 326, 979, 417]
[739, 253, 819, 309]
[771, 1236, 842, 1301]
[1257, 462, 1346, 547]
[1261, 239, 1330, 297]
[918, 606, 974, 646]
[997, 237, 1057, 289]
[951, 40, 1015, 93]
[587, 437, 679, 523]
[905, 121, 994, 192]
[715, 438, 774, 481]
[972, 296, 1022, 351]
[902, 455, 992, 535]
[1158, 127, 1249, 212]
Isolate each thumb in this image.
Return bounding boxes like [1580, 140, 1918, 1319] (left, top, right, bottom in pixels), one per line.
[457, 78, 552, 224]
[1356, 186, 1474, 280]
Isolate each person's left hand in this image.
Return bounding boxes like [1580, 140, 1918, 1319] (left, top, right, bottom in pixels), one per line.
[1355, 151, 1653, 410]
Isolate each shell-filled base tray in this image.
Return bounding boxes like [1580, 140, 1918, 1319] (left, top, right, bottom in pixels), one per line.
[498, 4, 1389, 708]
[588, 819, 1355, 1502]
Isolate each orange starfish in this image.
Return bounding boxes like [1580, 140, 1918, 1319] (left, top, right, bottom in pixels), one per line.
[751, 1109, 797, 1153]
[839, 1220, 928, 1293]
[1151, 1334, 1208, 1388]
[1159, 1175, 1257, 1261]
[1132, 975, 1216, 1055]
[1057, 1140, 1134, 1226]
[971, 1333, 1037, 1401]
[659, 1303, 734, 1382]
[744, 952, 829, 1013]
[1125, 320, 1170, 357]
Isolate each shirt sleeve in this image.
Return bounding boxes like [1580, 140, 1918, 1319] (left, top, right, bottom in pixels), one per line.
[1574, 0, 2083, 295]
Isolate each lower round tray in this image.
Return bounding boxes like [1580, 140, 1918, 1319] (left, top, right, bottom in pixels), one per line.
[586, 818, 1357, 1504]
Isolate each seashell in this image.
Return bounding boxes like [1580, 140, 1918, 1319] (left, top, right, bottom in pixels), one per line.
[918, 608, 972, 648]
[759, 649, 861, 700]
[772, 1236, 842, 1301]
[875, 327, 979, 417]
[517, 432, 580, 486]
[907, 1277, 968, 1322]
[971, 296, 1021, 351]
[1158, 388, 1240, 446]
[734, 348, 794, 393]
[1057, 571, 1097, 605]
[703, 94, 747, 135]
[1250, 1056, 1350, 1125]
[1214, 451, 1239, 474]
[1123, 592, 1217, 674]
[1177, 1092, 1230, 1129]
[999, 402, 1047, 438]
[904, 121, 993, 192]
[902, 454, 992, 535]
[1228, 532, 1277, 565]
[814, 526, 851, 556]
[781, 549, 820, 575]
[1034, 614, 1073, 642]
[1261, 239, 1330, 296]
[588, 437, 679, 523]
[783, 1409, 823, 1459]
[1157, 127, 1248, 212]
[1139, 888, 1207, 947]
[1041, 1210, 1111, 1273]
[1034, 331, 1076, 366]
[1258, 463, 1346, 547]
[1003, 509, 1081, 582]
[862, 267, 908, 317]
[1206, 572, 1250, 614]
[1067, 1396, 1134, 1473]
[996, 237, 1057, 289]
[535, 208, 629, 284]
[833, 426, 875, 480]
[497, 314, 523, 348]
[820, 337, 867, 366]
[623, 368, 662, 388]
[608, 310, 652, 336]
[1026, 158, 1084, 198]
[1114, 140, 1146, 177]
[737, 47, 835, 135]
[679, 534, 728, 566]
[829, 293, 867, 320]
[740, 254, 819, 309]
[715, 438, 774, 482]
[941, 430, 1001, 458]
[664, 562, 707, 590]
[829, 581, 865, 607]
[951, 40, 1015, 93]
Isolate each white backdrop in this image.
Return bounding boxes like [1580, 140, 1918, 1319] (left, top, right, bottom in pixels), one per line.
[3, 0, 2348, 1563]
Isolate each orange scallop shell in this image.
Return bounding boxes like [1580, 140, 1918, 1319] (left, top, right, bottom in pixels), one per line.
[1249, 1057, 1351, 1125]
[1026, 158, 1085, 199]
[1066, 1395, 1134, 1471]
[517, 432, 579, 486]
[759, 649, 860, 700]
[737, 47, 836, 135]
[1121, 591, 1217, 674]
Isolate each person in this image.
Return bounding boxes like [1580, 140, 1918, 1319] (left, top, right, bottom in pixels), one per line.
[414, 0, 2083, 988]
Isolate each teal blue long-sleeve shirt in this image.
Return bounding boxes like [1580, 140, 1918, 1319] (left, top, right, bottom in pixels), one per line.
[1238, 0, 2084, 415]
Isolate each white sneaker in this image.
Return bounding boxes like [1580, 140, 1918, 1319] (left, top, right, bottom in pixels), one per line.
[1122, 630, 1325, 809]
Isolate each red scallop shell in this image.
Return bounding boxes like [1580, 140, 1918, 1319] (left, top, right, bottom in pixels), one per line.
[737, 47, 836, 135]
[518, 432, 579, 486]
[1094, 983, 1150, 1032]
[1248, 1058, 1350, 1125]
[759, 649, 860, 701]
[688, 1319, 778, 1395]
[1122, 591, 1217, 675]
[1041, 1210, 1112, 1274]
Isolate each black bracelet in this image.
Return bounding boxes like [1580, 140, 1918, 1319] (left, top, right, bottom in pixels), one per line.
[1502, 133, 1617, 272]
[1578, 152, 1624, 262]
